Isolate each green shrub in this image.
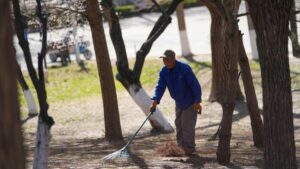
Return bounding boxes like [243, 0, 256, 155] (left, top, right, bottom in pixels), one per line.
[184, 0, 199, 7]
[115, 5, 136, 13]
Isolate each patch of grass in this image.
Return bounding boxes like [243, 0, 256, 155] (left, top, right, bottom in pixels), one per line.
[184, 0, 200, 7]
[115, 5, 136, 14]
[20, 63, 101, 103]
[188, 61, 211, 74]
[249, 60, 261, 71]
[18, 89, 27, 107]
[139, 60, 163, 87]
[19, 58, 209, 107]
[290, 64, 300, 90]
[19, 60, 164, 106]
[21, 58, 300, 109]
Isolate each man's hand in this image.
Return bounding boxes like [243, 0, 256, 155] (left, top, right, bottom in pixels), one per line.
[194, 103, 202, 115]
[150, 100, 158, 113]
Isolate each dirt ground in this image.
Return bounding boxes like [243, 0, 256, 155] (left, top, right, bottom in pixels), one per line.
[23, 56, 300, 169]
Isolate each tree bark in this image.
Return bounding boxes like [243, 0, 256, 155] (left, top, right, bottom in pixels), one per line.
[209, 72, 244, 102]
[201, 0, 240, 164]
[247, 0, 297, 168]
[238, 32, 264, 148]
[207, 6, 244, 102]
[86, 0, 123, 140]
[176, 2, 193, 57]
[208, 12, 225, 103]
[0, 0, 25, 168]
[217, 103, 235, 164]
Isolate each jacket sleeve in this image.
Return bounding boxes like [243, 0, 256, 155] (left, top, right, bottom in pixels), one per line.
[185, 65, 202, 103]
[152, 69, 167, 104]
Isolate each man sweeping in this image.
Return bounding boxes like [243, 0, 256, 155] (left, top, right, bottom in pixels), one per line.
[150, 49, 202, 156]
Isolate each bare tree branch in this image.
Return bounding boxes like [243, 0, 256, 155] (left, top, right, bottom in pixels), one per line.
[237, 12, 249, 17]
[47, 6, 87, 17]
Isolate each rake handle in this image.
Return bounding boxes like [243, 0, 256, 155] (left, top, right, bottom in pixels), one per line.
[123, 111, 154, 150]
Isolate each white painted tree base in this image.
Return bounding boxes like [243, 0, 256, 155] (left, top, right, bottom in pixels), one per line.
[23, 89, 38, 116]
[249, 29, 259, 60]
[44, 68, 48, 83]
[33, 116, 51, 169]
[179, 30, 193, 57]
[128, 84, 174, 132]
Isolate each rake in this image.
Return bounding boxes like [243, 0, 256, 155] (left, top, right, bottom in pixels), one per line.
[102, 111, 155, 162]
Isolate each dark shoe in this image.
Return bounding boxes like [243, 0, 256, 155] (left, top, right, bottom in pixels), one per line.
[182, 147, 196, 156]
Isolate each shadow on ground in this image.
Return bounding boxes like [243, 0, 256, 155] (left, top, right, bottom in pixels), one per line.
[23, 129, 267, 168]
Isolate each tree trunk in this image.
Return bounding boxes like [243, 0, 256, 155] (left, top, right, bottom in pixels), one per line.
[16, 63, 38, 116]
[104, 9, 173, 132]
[101, 0, 181, 132]
[86, 0, 123, 140]
[208, 10, 244, 102]
[12, 0, 55, 168]
[289, 0, 300, 58]
[217, 103, 235, 164]
[12, 0, 54, 126]
[247, 0, 297, 168]
[238, 32, 264, 147]
[0, 0, 26, 168]
[209, 72, 244, 102]
[176, 2, 193, 57]
[245, 1, 259, 60]
[32, 117, 51, 169]
[72, 14, 81, 64]
[127, 84, 175, 132]
[216, 21, 239, 165]
[208, 12, 223, 102]
[35, 1, 55, 168]
[201, 0, 241, 164]
[72, 12, 88, 71]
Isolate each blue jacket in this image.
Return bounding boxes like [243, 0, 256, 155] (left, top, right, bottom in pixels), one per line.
[152, 61, 202, 109]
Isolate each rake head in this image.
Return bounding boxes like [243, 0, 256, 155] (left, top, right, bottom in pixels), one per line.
[101, 147, 130, 162]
